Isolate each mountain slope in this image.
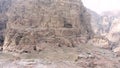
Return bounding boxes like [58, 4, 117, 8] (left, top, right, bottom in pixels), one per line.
[3, 0, 93, 53]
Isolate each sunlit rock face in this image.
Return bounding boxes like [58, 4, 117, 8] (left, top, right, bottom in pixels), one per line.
[106, 17, 120, 51]
[88, 10, 111, 49]
[107, 18, 120, 42]
[88, 36, 110, 49]
[101, 11, 120, 36]
[3, 0, 93, 53]
[101, 12, 120, 51]
[89, 10, 120, 51]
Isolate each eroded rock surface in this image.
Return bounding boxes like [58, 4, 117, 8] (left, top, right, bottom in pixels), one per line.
[0, 0, 120, 68]
[88, 36, 110, 49]
[0, 0, 12, 50]
[89, 10, 120, 52]
[3, 0, 93, 53]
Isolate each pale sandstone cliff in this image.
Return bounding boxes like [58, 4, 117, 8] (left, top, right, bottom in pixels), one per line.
[89, 10, 120, 53]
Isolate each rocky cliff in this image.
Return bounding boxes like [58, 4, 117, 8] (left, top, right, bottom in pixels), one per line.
[0, 0, 120, 68]
[0, 0, 12, 49]
[87, 9, 103, 35]
[89, 10, 120, 52]
[3, 0, 93, 53]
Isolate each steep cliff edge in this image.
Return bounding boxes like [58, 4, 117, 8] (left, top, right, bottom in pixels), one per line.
[3, 0, 93, 53]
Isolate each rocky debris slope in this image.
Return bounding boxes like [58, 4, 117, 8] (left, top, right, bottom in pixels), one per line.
[3, 0, 93, 53]
[0, 44, 120, 68]
[0, 0, 120, 68]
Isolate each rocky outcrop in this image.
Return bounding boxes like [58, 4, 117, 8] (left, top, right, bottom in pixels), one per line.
[89, 10, 120, 52]
[88, 10, 111, 49]
[106, 17, 120, 52]
[88, 36, 110, 49]
[3, 0, 93, 53]
[0, 0, 12, 50]
[87, 9, 102, 35]
[0, 1, 120, 68]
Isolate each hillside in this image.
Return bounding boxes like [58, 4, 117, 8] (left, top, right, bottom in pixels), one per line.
[3, 0, 93, 53]
[0, 0, 120, 68]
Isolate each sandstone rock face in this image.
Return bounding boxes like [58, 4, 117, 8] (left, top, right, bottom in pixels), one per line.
[0, 0, 12, 50]
[88, 36, 110, 49]
[89, 10, 120, 51]
[3, 0, 93, 53]
[87, 9, 102, 35]
[88, 10, 111, 49]
[107, 18, 120, 52]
